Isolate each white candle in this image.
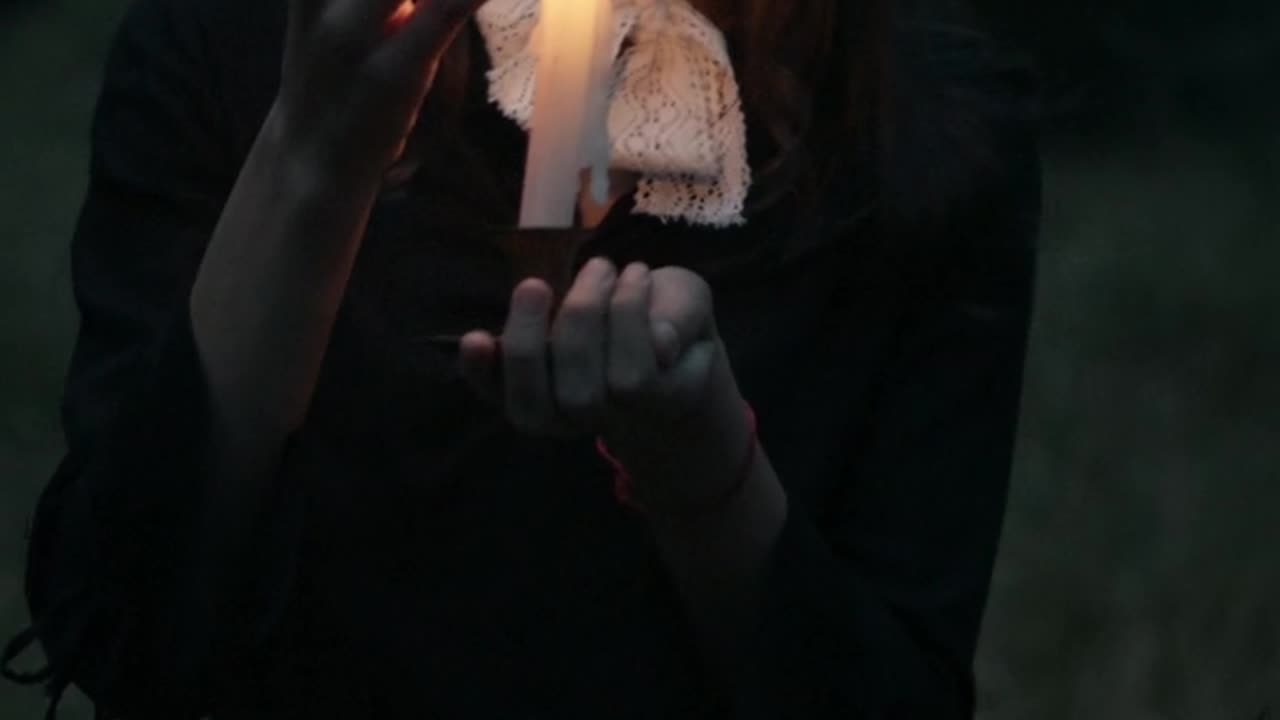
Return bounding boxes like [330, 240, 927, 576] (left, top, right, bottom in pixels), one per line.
[518, 0, 615, 229]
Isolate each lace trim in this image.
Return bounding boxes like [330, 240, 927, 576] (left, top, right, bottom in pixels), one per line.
[476, 0, 751, 227]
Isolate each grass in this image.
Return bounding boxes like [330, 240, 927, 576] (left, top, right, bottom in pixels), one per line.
[978, 135, 1280, 718]
[1, 4, 1276, 718]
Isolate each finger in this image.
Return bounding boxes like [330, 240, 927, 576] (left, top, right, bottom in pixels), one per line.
[646, 267, 716, 363]
[651, 320, 682, 370]
[381, 0, 485, 70]
[502, 279, 556, 432]
[551, 258, 616, 426]
[607, 263, 660, 402]
[458, 330, 502, 407]
[325, 0, 410, 37]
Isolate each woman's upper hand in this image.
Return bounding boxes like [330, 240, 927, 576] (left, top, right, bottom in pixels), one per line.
[458, 259, 736, 441]
[275, 0, 485, 184]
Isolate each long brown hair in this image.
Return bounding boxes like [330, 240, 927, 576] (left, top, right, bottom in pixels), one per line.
[695, 0, 1039, 239]
[701, 0, 890, 215]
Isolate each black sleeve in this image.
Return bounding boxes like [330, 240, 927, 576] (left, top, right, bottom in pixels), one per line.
[749, 88, 1042, 717]
[2, 1, 302, 718]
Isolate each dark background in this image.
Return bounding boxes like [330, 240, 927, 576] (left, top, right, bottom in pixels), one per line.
[2, 1, 1277, 717]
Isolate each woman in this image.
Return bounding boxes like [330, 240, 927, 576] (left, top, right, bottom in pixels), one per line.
[3, 0, 1040, 717]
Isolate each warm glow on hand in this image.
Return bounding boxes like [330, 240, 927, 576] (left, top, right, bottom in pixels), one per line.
[387, 0, 416, 33]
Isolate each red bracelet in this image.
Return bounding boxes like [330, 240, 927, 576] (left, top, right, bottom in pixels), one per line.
[595, 402, 759, 517]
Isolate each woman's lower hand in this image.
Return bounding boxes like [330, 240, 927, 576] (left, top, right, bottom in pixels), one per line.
[458, 258, 731, 440]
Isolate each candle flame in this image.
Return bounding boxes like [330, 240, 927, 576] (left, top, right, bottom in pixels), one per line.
[387, 0, 415, 33]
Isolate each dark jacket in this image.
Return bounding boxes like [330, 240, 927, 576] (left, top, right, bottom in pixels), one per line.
[3, 0, 1041, 717]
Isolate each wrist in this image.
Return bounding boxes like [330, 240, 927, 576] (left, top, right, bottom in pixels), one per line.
[638, 402, 756, 522]
[602, 343, 752, 513]
[261, 100, 389, 200]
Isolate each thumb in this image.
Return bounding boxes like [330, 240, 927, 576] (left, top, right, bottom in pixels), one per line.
[652, 320, 682, 370]
[457, 331, 504, 406]
[646, 267, 715, 364]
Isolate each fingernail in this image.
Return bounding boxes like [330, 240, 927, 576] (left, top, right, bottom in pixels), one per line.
[653, 321, 680, 366]
[515, 282, 550, 314]
[623, 262, 650, 283]
[589, 257, 616, 283]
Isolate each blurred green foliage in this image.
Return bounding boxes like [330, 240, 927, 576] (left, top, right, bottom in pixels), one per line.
[1, 2, 1276, 718]
[971, 0, 1280, 138]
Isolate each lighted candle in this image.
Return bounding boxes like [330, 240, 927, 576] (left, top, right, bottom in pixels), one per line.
[518, 0, 615, 229]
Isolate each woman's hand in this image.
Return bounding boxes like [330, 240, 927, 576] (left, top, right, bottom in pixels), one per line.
[458, 259, 735, 440]
[275, 0, 484, 184]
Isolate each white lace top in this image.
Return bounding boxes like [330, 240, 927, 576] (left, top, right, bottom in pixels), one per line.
[475, 0, 751, 227]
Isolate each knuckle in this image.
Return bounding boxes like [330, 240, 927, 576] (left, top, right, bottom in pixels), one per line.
[557, 297, 602, 329]
[609, 290, 643, 314]
[551, 311, 594, 343]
